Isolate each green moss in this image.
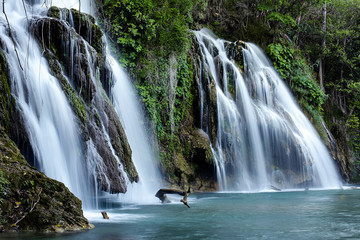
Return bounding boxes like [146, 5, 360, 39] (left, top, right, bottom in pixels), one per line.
[70, 92, 87, 126]
[45, 51, 87, 126]
[300, 100, 329, 145]
[0, 127, 93, 232]
[47, 6, 61, 19]
[266, 42, 328, 140]
[0, 50, 15, 133]
[70, 8, 103, 56]
[0, 169, 9, 205]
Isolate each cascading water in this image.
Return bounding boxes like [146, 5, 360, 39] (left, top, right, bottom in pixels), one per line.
[108, 48, 162, 203]
[44, 0, 94, 14]
[0, 1, 92, 207]
[1, 0, 162, 209]
[49, 0, 162, 204]
[194, 29, 342, 191]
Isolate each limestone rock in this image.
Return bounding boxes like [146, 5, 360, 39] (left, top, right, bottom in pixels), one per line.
[0, 127, 94, 232]
[104, 102, 138, 183]
[30, 8, 139, 193]
[191, 129, 215, 166]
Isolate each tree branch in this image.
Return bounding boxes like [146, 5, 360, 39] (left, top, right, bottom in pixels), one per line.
[2, 0, 24, 71]
[14, 188, 42, 226]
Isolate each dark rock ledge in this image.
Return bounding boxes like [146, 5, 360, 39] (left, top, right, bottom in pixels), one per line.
[0, 127, 94, 233]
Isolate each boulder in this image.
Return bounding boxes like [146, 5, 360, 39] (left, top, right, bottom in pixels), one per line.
[0, 127, 94, 232]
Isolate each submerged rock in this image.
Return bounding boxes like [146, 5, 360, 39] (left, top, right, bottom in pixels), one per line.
[0, 127, 94, 232]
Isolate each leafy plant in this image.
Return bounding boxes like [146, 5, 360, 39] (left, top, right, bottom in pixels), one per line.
[267, 42, 326, 112]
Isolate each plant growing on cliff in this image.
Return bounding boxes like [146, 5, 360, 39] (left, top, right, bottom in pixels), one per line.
[103, 0, 157, 67]
[102, 0, 206, 69]
[266, 42, 326, 112]
[100, 0, 207, 184]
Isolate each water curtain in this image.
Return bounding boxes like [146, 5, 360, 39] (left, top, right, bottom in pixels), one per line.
[194, 29, 341, 191]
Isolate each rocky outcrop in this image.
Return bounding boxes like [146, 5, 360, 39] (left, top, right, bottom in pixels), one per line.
[152, 37, 219, 190]
[323, 101, 353, 182]
[192, 38, 218, 146]
[30, 7, 138, 193]
[0, 47, 36, 168]
[0, 50, 13, 134]
[188, 129, 216, 190]
[0, 33, 93, 233]
[0, 127, 94, 232]
[166, 127, 217, 191]
[326, 123, 352, 182]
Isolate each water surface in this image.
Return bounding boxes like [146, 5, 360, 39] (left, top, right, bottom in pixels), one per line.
[3, 189, 360, 239]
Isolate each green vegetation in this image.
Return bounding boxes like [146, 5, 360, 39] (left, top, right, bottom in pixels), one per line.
[1, 0, 360, 202]
[100, 0, 207, 183]
[0, 51, 14, 133]
[266, 42, 328, 140]
[0, 127, 93, 232]
[99, 0, 360, 183]
[200, 0, 360, 181]
[102, 0, 206, 69]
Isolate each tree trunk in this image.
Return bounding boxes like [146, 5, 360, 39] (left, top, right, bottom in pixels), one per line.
[319, 2, 327, 92]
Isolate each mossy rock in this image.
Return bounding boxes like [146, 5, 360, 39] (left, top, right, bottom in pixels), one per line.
[32, 13, 135, 194]
[43, 50, 87, 126]
[0, 127, 94, 232]
[70, 8, 103, 55]
[103, 102, 139, 183]
[32, 17, 97, 104]
[0, 50, 15, 133]
[47, 6, 61, 19]
[190, 129, 215, 165]
[47, 6, 103, 55]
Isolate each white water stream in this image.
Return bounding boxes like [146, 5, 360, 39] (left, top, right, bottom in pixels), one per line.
[1, 0, 341, 211]
[108, 50, 162, 204]
[194, 29, 342, 191]
[0, 1, 91, 206]
[0, 0, 162, 208]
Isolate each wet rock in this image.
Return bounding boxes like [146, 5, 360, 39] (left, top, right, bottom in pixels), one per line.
[214, 55, 224, 90]
[0, 49, 36, 168]
[31, 17, 97, 103]
[321, 100, 352, 182]
[226, 40, 245, 73]
[188, 129, 216, 189]
[47, 6, 61, 19]
[191, 129, 215, 166]
[104, 102, 138, 183]
[47, 7, 103, 56]
[0, 51, 13, 132]
[87, 116, 127, 193]
[326, 122, 352, 182]
[70, 8, 103, 55]
[0, 127, 94, 232]
[31, 10, 138, 194]
[209, 78, 218, 145]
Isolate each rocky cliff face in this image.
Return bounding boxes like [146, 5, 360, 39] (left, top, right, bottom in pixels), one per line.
[323, 101, 353, 182]
[0, 5, 149, 232]
[28, 7, 138, 193]
[0, 29, 94, 232]
[0, 127, 94, 232]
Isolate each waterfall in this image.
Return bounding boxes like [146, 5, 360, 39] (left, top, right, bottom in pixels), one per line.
[194, 29, 342, 191]
[0, 1, 92, 206]
[0, 0, 162, 208]
[49, 0, 162, 203]
[108, 48, 162, 204]
[44, 0, 94, 14]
